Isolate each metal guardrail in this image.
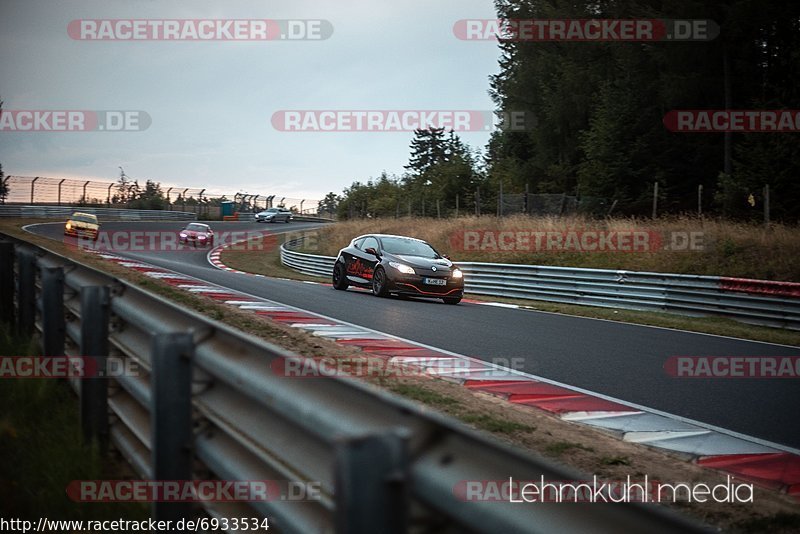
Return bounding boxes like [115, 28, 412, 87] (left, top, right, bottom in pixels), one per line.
[281, 241, 337, 277]
[0, 232, 704, 533]
[281, 238, 800, 330]
[0, 205, 197, 221]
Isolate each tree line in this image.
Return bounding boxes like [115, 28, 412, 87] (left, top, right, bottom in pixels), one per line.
[326, 0, 800, 222]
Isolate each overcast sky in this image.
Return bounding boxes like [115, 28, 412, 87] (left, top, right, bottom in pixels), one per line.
[0, 0, 501, 200]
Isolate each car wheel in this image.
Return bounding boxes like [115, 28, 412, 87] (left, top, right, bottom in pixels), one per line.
[332, 262, 349, 290]
[443, 297, 462, 305]
[372, 267, 389, 297]
[284, 217, 290, 223]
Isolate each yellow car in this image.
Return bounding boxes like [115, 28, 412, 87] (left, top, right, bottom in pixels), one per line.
[64, 212, 100, 240]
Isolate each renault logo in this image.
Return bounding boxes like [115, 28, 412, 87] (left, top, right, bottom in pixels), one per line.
[431, 266, 437, 272]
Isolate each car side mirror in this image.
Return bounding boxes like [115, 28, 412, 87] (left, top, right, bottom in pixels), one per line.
[365, 247, 379, 256]
[442, 254, 450, 260]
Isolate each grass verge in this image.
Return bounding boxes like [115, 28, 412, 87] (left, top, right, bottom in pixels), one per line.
[0, 324, 147, 520]
[302, 215, 800, 282]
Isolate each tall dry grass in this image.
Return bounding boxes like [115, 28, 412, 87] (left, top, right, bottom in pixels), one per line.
[302, 215, 800, 281]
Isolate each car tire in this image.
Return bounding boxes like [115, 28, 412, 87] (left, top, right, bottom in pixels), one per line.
[285, 218, 290, 223]
[332, 262, 349, 290]
[443, 297, 462, 305]
[372, 267, 390, 297]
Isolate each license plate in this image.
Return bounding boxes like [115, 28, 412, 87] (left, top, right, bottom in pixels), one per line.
[424, 278, 446, 286]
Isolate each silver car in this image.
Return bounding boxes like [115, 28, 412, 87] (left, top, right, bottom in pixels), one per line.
[256, 208, 293, 223]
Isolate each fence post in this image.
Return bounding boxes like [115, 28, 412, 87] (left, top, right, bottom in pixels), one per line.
[652, 182, 659, 219]
[455, 194, 459, 218]
[497, 182, 503, 217]
[40, 266, 65, 358]
[763, 184, 770, 227]
[524, 183, 529, 215]
[30, 177, 39, 203]
[0, 242, 15, 326]
[80, 286, 110, 447]
[151, 332, 195, 522]
[436, 199, 440, 218]
[475, 188, 480, 216]
[698, 184, 703, 216]
[16, 249, 36, 336]
[335, 431, 408, 534]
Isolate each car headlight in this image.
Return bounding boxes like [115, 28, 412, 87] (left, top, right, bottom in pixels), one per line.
[66, 222, 72, 229]
[179, 233, 187, 238]
[451, 269, 463, 279]
[198, 235, 207, 239]
[389, 261, 416, 275]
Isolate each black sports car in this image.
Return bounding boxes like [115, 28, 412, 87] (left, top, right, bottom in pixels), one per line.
[332, 234, 464, 304]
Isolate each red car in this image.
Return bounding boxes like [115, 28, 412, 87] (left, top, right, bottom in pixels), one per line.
[179, 223, 214, 247]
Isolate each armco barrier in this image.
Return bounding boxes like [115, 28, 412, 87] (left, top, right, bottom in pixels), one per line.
[0, 205, 197, 221]
[0, 232, 703, 533]
[280, 238, 800, 330]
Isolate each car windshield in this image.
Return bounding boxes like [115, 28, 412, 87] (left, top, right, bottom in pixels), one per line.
[263, 209, 279, 213]
[71, 214, 96, 224]
[380, 237, 439, 259]
[186, 224, 208, 231]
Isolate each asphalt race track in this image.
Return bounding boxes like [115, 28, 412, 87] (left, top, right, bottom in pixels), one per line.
[26, 221, 800, 450]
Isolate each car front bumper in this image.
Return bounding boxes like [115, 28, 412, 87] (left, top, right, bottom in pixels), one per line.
[65, 227, 98, 238]
[386, 272, 464, 298]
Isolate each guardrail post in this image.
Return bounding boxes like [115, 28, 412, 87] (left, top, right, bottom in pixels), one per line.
[40, 266, 65, 357]
[0, 242, 15, 326]
[80, 286, 110, 447]
[151, 333, 194, 522]
[16, 249, 36, 336]
[334, 430, 408, 534]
